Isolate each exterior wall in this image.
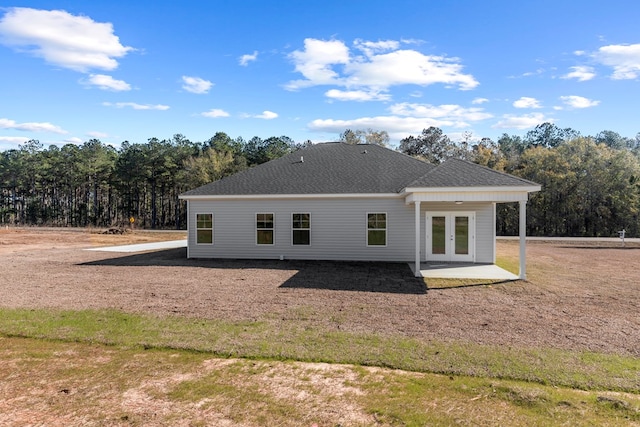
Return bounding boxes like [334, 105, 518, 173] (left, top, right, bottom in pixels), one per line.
[186, 197, 496, 263]
[420, 202, 495, 263]
[187, 197, 417, 261]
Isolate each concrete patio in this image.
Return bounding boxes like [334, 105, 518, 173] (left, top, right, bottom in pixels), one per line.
[409, 263, 519, 280]
[86, 240, 187, 253]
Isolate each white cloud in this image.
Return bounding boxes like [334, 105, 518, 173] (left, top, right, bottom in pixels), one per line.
[255, 110, 278, 120]
[492, 113, 550, 130]
[64, 136, 83, 144]
[389, 103, 493, 123]
[182, 76, 213, 94]
[286, 39, 350, 89]
[84, 74, 131, 91]
[308, 101, 493, 142]
[309, 116, 438, 132]
[239, 50, 258, 66]
[561, 66, 596, 81]
[448, 131, 480, 143]
[102, 102, 169, 110]
[353, 39, 400, 56]
[0, 7, 133, 72]
[513, 97, 542, 109]
[0, 136, 30, 143]
[87, 131, 108, 138]
[0, 117, 67, 134]
[518, 68, 545, 78]
[325, 89, 391, 102]
[346, 49, 478, 90]
[286, 38, 478, 96]
[471, 97, 489, 104]
[200, 109, 230, 118]
[0, 136, 30, 151]
[559, 95, 600, 109]
[308, 115, 457, 142]
[593, 43, 640, 79]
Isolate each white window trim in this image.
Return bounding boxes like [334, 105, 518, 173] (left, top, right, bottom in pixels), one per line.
[291, 212, 311, 246]
[256, 212, 275, 245]
[195, 212, 214, 245]
[366, 212, 387, 247]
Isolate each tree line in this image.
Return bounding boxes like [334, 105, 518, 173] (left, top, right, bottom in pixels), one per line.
[0, 133, 306, 229]
[1, 123, 639, 237]
[397, 124, 640, 237]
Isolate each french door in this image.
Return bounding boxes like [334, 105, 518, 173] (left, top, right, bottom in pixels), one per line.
[426, 212, 475, 262]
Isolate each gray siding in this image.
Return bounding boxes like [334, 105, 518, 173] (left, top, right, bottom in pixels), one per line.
[187, 197, 416, 261]
[187, 198, 496, 263]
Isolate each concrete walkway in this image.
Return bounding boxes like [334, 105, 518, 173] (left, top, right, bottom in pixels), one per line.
[86, 239, 187, 253]
[409, 263, 519, 280]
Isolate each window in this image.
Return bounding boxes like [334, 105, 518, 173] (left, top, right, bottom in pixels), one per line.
[292, 213, 310, 245]
[196, 213, 213, 244]
[367, 213, 387, 246]
[256, 213, 274, 245]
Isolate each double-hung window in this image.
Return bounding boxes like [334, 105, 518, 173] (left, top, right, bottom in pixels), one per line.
[256, 213, 274, 245]
[196, 213, 213, 244]
[292, 213, 310, 245]
[367, 213, 387, 246]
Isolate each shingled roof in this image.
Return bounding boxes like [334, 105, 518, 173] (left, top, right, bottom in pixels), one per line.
[180, 142, 434, 196]
[180, 142, 538, 197]
[407, 158, 538, 188]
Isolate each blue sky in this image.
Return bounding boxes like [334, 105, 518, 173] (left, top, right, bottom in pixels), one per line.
[1, 0, 639, 151]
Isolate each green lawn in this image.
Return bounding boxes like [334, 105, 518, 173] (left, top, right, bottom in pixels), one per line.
[0, 307, 638, 425]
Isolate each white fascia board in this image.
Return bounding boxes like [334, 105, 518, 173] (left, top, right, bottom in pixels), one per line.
[179, 193, 402, 201]
[403, 185, 541, 194]
[404, 188, 539, 204]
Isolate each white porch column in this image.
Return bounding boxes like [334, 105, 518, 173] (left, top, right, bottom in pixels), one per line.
[414, 201, 421, 277]
[519, 200, 527, 280]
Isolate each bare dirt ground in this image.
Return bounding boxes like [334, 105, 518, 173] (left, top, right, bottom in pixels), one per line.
[0, 227, 639, 357]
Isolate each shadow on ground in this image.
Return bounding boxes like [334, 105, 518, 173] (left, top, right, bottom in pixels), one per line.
[79, 248, 426, 294]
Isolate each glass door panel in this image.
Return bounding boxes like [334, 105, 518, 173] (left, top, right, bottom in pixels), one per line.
[431, 216, 446, 255]
[454, 216, 469, 255]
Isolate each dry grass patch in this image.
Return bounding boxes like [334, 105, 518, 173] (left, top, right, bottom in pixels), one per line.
[88, 229, 186, 246]
[1, 230, 640, 424]
[0, 227, 186, 253]
[1, 337, 638, 427]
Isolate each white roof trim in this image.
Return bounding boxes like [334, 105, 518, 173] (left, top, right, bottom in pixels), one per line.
[181, 185, 541, 201]
[403, 185, 541, 194]
[179, 193, 403, 201]
[405, 190, 534, 204]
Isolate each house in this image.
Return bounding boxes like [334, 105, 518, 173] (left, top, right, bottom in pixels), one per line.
[178, 142, 540, 278]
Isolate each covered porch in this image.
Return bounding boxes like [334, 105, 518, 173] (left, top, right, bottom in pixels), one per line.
[405, 187, 539, 280]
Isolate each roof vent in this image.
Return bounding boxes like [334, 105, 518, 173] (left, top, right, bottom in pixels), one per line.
[363, 149, 368, 154]
[300, 156, 304, 163]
